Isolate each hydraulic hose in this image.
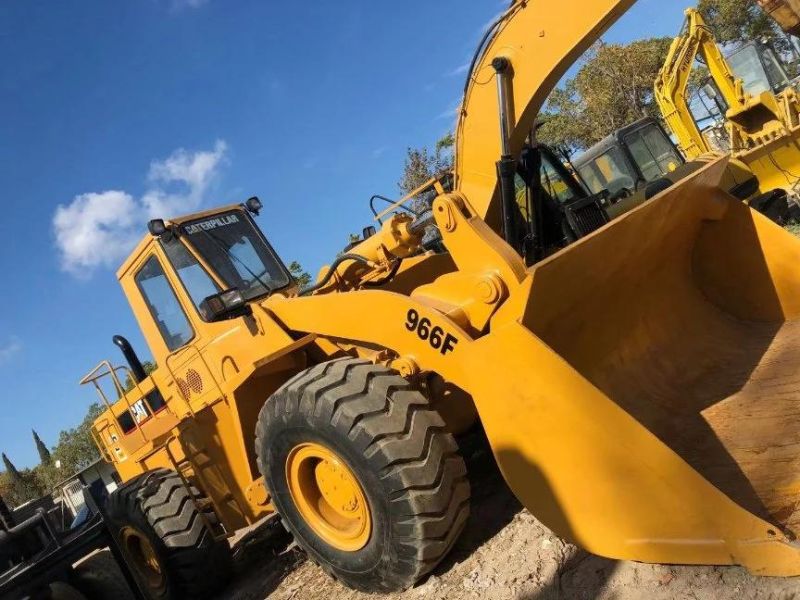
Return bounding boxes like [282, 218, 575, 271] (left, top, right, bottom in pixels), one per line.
[299, 253, 371, 296]
[363, 258, 403, 288]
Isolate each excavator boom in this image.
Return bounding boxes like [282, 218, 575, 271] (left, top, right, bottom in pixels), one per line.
[654, 8, 746, 159]
[454, 0, 636, 230]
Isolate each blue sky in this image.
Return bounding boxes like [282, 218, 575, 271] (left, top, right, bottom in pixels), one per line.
[0, 0, 684, 468]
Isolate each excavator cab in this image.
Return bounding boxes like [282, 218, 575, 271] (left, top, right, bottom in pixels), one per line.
[572, 118, 684, 203]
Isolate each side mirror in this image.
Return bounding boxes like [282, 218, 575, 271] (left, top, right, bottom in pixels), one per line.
[199, 289, 250, 322]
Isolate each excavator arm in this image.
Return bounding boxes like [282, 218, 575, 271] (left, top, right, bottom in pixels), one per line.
[453, 0, 637, 231]
[654, 8, 746, 159]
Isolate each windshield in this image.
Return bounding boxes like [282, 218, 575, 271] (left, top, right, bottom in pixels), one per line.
[728, 44, 775, 96]
[576, 147, 636, 196]
[540, 156, 583, 204]
[622, 124, 682, 181]
[180, 210, 290, 301]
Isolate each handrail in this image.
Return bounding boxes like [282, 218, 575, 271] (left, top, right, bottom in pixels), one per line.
[372, 177, 446, 222]
[79, 359, 152, 443]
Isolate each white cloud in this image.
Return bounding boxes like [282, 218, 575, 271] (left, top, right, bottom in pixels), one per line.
[53, 191, 139, 276]
[445, 63, 470, 78]
[53, 141, 228, 277]
[170, 0, 209, 10]
[143, 140, 228, 217]
[0, 337, 21, 365]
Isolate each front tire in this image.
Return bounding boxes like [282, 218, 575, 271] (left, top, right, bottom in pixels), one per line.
[105, 469, 232, 600]
[255, 358, 470, 593]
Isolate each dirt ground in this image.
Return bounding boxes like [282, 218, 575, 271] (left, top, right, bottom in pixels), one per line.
[218, 437, 800, 600]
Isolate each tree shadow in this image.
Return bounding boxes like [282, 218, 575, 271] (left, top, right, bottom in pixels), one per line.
[494, 448, 619, 600]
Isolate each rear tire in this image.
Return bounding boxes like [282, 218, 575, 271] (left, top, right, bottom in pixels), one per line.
[72, 550, 136, 600]
[255, 358, 470, 593]
[106, 468, 232, 600]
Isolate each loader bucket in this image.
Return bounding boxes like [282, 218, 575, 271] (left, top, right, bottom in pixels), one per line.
[463, 157, 800, 575]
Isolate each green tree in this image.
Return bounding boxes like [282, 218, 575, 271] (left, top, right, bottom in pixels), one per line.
[698, 0, 792, 53]
[2, 454, 21, 484]
[288, 261, 312, 288]
[122, 360, 156, 393]
[538, 37, 673, 153]
[398, 133, 455, 195]
[50, 403, 104, 478]
[32, 430, 52, 466]
[1, 454, 41, 505]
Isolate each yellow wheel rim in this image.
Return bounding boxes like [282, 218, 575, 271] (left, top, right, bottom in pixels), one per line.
[120, 526, 166, 593]
[286, 442, 371, 551]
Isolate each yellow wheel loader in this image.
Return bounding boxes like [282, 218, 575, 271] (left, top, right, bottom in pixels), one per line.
[83, 1, 800, 596]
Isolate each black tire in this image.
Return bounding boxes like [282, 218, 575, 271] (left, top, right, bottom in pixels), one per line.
[48, 582, 88, 600]
[255, 358, 470, 593]
[105, 469, 232, 600]
[71, 550, 136, 600]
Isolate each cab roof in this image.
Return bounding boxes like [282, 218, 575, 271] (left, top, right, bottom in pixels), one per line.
[115, 203, 245, 281]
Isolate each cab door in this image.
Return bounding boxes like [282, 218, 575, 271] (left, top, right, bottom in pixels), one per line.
[128, 241, 225, 414]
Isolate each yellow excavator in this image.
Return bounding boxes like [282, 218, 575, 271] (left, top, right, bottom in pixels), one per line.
[655, 6, 800, 201]
[82, 1, 800, 597]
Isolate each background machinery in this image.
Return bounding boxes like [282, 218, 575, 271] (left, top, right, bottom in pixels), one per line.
[655, 7, 800, 201]
[0, 489, 138, 600]
[83, 0, 800, 597]
[757, 0, 800, 37]
[572, 117, 685, 201]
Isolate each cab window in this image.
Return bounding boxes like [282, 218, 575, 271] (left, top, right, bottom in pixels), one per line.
[135, 255, 194, 352]
[579, 148, 635, 197]
[623, 124, 682, 181]
[540, 157, 580, 204]
[577, 164, 605, 194]
[161, 237, 222, 321]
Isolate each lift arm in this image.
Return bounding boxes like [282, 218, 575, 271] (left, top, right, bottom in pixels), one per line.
[654, 8, 747, 159]
[453, 0, 637, 230]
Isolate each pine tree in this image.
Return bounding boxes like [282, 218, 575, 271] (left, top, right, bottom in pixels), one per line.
[1, 454, 42, 505]
[2, 453, 20, 482]
[32, 430, 52, 465]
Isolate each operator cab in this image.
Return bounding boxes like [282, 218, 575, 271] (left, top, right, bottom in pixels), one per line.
[87, 201, 296, 465]
[572, 118, 684, 204]
[684, 42, 795, 149]
[727, 41, 794, 97]
[146, 204, 293, 324]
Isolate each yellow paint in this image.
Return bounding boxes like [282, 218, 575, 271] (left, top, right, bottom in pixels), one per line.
[120, 526, 166, 594]
[286, 442, 371, 552]
[83, 0, 800, 582]
[655, 7, 800, 198]
[756, 0, 800, 36]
